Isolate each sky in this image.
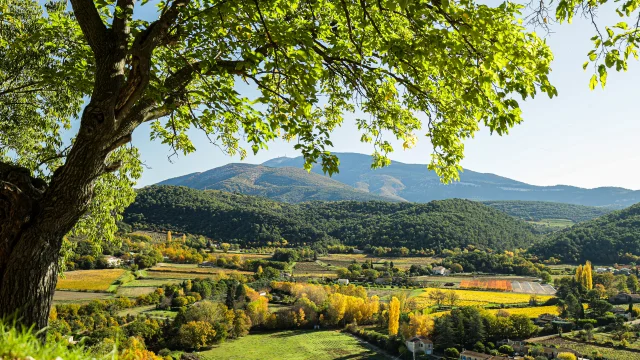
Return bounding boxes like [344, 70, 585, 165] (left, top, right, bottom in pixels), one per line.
[128, 3, 640, 189]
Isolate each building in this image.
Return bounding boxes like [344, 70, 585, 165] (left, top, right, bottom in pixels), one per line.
[496, 339, 526, 353]
[533, 313, 561, 326]
[337, 278, 349, 285]
[405, 336, 433, 355]
[104, 256, 122, 268]
[432, 266, 450, 276]
[459, 350, 492, 360]
[609, 292, 640, 304]
[198, 261, 216, 268]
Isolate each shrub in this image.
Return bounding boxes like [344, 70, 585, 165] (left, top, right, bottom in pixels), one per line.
[444, 348, 459, 359]
[498, 345, 514, 355]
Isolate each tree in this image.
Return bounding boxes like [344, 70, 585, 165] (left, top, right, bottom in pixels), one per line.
[627, 274, 639, 293]
[388, 296, 400, 336]
[167, 231, 172, 242]
[428, 290, 447, 308]
[556, 353, 577, 360]
[178, 321, 217, 350]
[0, 0, 557, 329]
[498, 345, 514, 355]
[444, 348, 459, 359]
[446, 291, 460, 307]
[220, 243, 231, 253]
[450, 263, 464, 273]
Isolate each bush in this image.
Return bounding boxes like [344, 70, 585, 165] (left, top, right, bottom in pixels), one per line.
[444, 348, 459, 359]
[498, 345, 513, 355]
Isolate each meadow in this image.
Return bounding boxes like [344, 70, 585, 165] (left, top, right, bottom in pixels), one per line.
[198, 330, 389, 360]
[52, 291, 113, 304]
[56, 269, 126, 291]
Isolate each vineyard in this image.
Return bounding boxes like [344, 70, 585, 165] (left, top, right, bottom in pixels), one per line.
[56, 269, 126, 291]
[460, 279, 513, 291]
[414, 288, 554, 308]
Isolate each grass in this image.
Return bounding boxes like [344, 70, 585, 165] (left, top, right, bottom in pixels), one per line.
[56, 269, 126, 291]
[120, 279, 182, 287]
[526, 219, 575, 228]
[199, 330, 388, 360]
[0, 322, 99, 360]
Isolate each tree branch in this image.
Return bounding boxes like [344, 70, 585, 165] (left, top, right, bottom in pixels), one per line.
[69, 0, 109, 55]
[113, 0, 135, 46]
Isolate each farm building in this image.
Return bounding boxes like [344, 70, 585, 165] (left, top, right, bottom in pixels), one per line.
[609, 292, 640, 304]
[405, 336, 432, 355]
[337, 279, 349, 285]
[104, 256, 122, 267]
[432, 266, 450, 276]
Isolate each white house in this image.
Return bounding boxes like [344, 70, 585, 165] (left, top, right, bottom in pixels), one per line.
[432, 266, 450, 276]
[104, 256, 122, 268]
[405, 336, 433, 355]
[337, 278, 349, 285]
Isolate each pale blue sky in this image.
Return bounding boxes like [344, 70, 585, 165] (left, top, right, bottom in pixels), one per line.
[127, 3, 640, 189]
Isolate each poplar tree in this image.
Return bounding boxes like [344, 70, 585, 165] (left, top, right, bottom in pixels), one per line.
[388, 296, 400, 336]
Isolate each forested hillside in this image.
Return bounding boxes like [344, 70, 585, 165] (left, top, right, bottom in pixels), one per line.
[124, 186, 540, 251]
[482, 200, 613, 222]
[158, 163, 393, 203]
[531, 203, 640, 263]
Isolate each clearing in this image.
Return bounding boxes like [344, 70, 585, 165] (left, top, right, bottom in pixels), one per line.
[199, 330, 389, 360]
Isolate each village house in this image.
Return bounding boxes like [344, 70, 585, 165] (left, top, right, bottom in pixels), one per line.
[432, 266, 451, 276]
[496, 339, 526, 353]
[405, 336, 433, 355]
[104, 255, 122, 268]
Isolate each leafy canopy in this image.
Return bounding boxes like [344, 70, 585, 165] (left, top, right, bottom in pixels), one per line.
[1, 0, 559, 247]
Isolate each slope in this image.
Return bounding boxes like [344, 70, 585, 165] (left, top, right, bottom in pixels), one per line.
[157, 163, 395, 203]
[530, 203, 640, 263]
[124, 185, 540, 251]
[263, 153, 640, 208]
[481, 200, 613, 223]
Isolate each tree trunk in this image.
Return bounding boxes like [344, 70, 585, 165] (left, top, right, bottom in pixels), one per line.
[0, 108, 123, 329]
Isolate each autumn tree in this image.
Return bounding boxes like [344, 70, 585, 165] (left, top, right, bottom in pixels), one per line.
[0, 0, 559, 329]
[167, 231, 172, 243]
[388, 296, 400, 336]
[178, 321, 217, 350]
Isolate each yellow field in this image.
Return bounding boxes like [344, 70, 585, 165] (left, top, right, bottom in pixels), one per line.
[56, 269, 126, 291]
[487, 305, 559, 317]
[414, 288, 553, 308]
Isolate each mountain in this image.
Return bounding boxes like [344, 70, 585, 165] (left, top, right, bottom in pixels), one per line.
[124, 185, 540, 251]
[530, 203, 640, 263]
[157, 163, 394, 203]
[264, 153, 640, 208]
[481, 201, 613, 223]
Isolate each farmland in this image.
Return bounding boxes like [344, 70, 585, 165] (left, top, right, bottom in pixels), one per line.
[487, 305, 559, 317]
[56, 269, 126, 291]
[318, 254, 436, 270]
[460, 279, 512, 291]
[413, 288, 553, 308]
[199, 330, 389, 360]
[52, 291, 113, 304]
[537, 337, 640, 360]
[293, 261, 337, 279]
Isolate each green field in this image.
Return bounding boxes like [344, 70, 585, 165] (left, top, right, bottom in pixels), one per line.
[538, 337, 640, 360]
[527, 218, 575, 228]
[199, 330, 389, 360]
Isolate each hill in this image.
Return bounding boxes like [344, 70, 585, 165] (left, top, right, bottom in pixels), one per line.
[157, 163, 394, 203]
[481, 201, 613, 223]
[124, 186, 540, 251]
[530, 203, 640, 263]
[263, 153, 640, 208]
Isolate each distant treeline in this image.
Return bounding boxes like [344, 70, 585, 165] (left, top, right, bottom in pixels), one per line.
[481, 200, 613, 223]
[124, 186, 540, 252]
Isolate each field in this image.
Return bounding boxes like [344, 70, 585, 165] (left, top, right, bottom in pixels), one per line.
[413, 288, 553, 308]
[527, 219, 574, 229]
[488, 305, 559, 317]
[199, 330, 389, 360]
[460, 279, 512, 291]
[318, 254, 436, 270]
[56, 269, 126, 291]
[537, 337, 640, 360]
[293, 261, 337, 279]
[116, 286, 157, 297]
[511, 281, 556, 295]
[52, 291, 113, 304]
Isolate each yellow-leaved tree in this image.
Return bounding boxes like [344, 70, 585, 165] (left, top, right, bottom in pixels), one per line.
[388, 296, 400, 336]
